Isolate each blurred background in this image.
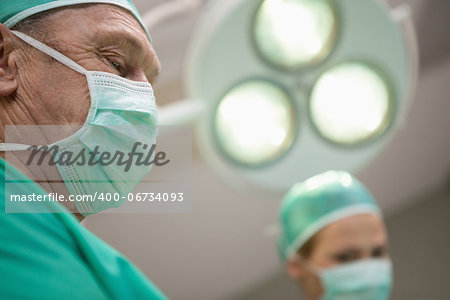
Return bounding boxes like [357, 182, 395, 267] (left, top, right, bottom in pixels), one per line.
[84, 0, 450, 299]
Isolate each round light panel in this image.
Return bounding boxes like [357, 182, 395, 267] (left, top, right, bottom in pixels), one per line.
[185, 0, 417, 194]
[310, 62, 393, 145]
[253, 0, 337, 70]
[214, 80, 296, 166]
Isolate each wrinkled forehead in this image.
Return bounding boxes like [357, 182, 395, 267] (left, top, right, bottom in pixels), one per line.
[1, 0, 152, 44]
[10, 4, 160, 84]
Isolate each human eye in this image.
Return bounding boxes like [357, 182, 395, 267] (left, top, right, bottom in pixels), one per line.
[372, 245, 388, 258]
[106, 57, 128, 77]
[332, 250, 358, 263]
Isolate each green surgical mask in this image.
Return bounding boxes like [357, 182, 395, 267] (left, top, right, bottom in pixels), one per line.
[0, 31, 158, 216]
[305, 258, 393, 300]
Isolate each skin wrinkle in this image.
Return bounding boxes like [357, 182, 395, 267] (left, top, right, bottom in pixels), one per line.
[6, 30, 67, 126]
[18, 41, 84, 125]
[0, 4, 161, 221]
[0, 35, 36, 128]
[47, 5, 160, 83]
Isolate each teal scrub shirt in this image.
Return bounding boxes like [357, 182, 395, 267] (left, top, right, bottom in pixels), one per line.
[0, 158, 167, 299]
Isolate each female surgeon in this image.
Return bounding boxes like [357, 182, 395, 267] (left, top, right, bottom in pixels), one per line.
[278, 170, 392, 300]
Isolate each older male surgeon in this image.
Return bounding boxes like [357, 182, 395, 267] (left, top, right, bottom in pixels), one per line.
[0, 1, 167, 299]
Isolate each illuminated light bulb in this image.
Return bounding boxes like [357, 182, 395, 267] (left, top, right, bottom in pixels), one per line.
[254, 0, 337, 69]
[214, 80, 296, 166]
[310, 62, 393, 145]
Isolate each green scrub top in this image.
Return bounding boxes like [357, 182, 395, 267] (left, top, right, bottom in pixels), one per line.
[0, 157, 168, 300]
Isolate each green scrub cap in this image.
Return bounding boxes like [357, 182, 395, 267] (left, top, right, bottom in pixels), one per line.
[278, 170, 381, 261]
[0, 0, 152, 43]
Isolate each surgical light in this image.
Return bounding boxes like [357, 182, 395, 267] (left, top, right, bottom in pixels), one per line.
[253, 0, 337, 70]
[153, 0, 418, 194]
[310, 62, 393, 145]
[214, 80, 295, 166]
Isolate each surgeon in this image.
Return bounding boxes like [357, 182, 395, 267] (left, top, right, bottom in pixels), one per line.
[0, 0, 167, 299]
[278, 171, 392, 300]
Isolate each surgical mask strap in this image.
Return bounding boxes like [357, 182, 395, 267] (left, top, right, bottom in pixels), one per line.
[0, 143, 32, 151]
[11, 30, 87, 75]
[1, 31, 87, 152]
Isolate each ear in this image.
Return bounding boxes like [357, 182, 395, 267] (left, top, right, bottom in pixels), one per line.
[286, 259, 307, 280]
[0, 23, 18, 97]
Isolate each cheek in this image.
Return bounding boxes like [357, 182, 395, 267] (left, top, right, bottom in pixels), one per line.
[301, 269, 324, 299]
[38, 67, 91, 124]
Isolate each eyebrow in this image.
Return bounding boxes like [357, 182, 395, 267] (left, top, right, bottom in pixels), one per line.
[331, 243, 387, 255]
[93, 30, 161, 82]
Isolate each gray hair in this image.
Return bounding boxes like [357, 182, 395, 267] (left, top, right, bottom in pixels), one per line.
[11, 9, 66, 55]
[11, 10, 55, 39]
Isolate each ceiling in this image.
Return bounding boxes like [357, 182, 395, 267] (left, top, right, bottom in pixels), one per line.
[84, 1, 450, 299]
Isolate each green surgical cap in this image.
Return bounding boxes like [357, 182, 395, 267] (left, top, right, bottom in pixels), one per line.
[278, 170, 381, 261]
[0, 0, 151, 43]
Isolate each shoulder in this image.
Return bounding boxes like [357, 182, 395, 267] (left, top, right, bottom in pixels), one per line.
[0, 158, 108, 299]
